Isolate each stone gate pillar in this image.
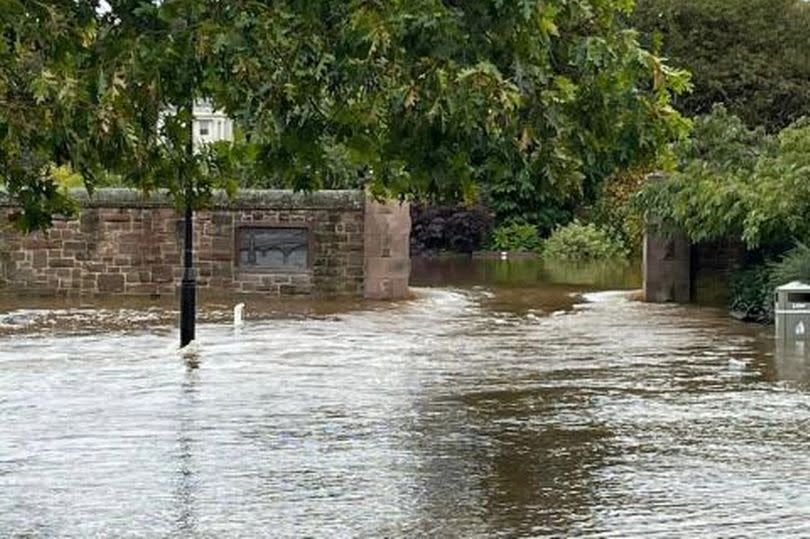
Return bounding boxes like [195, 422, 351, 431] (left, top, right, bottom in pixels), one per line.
[363, 198, 411, 300]
[643, 226, 691, 303]
[643, 174, 691, 303]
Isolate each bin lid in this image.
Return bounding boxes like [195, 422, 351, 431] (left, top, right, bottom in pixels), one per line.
[775, 281, 810, 292]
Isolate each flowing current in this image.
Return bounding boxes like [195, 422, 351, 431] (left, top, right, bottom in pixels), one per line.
[1, 260, 809, 537]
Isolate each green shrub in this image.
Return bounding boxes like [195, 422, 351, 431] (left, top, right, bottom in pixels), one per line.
[589, 168, 647, 256]
[542, 221, 628, 263]
[730, 242, 810, 322]
[730, 265, 774, 322]
[488, 222, 542, 253]
[770, 242, 810, 287]
[49, 165, 84, 189]
[47, 164, 123, 192]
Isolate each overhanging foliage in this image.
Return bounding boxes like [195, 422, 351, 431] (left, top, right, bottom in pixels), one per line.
[637, 106, 810, 249]
[1, 0, 690, 231]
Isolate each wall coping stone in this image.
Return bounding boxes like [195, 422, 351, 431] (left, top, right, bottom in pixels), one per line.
[0, 188, 365, 211]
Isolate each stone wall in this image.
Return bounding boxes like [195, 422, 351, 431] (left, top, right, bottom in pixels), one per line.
[0, 189, 409, 299]
[0, 234, 9, 288]
[642, 173, 748, 305]
[691, 239, 747, 305]
[644, 232, 746, 305]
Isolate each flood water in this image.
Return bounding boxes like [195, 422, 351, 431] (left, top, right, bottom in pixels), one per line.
[1, 258, 809, 537]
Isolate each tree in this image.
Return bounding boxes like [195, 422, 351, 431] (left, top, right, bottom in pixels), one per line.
[1, 0, 690, 233]
[0, 1, 99, 230]
[634, 0, 810, 132]
[206, 0, 691, 232]
[637, 106, 810, 249]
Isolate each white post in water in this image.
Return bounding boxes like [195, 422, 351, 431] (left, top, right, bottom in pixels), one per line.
[233, 303, 245, 329]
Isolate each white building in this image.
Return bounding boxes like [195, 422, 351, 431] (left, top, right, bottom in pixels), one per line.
[192, 101, 234, 150]
[159, 101, 235, 151]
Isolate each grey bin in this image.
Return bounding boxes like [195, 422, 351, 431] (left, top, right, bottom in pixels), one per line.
[775, 281, 810, 341]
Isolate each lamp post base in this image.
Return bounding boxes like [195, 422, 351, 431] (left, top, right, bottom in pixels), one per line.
[180, 275, 196, 347]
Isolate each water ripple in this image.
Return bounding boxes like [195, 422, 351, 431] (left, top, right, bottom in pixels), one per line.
[0, 286, 808, 537]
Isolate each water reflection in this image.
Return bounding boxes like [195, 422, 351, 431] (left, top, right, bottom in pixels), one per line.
[173, 357, 200, 537]
[411, 256, 641, 290]
[460, 389, 613, 536]
[1, 260, 809, 536]
[773, 341, 810, 386]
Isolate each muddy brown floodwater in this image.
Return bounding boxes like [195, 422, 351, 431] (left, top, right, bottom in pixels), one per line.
[1, 258, 809, 537]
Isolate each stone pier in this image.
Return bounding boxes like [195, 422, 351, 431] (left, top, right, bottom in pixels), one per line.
[363, 199, 411, 300]
[643, 224, 692, 303]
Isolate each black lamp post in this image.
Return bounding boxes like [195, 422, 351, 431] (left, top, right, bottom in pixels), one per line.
[180, 199, 195, 347]
[180, 95, 196, 348]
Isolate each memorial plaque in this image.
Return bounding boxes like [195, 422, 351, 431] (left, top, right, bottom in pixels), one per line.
[238, 227, 309, 271]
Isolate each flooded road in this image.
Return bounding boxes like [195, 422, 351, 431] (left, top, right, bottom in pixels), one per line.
[1, 259, 810, 537]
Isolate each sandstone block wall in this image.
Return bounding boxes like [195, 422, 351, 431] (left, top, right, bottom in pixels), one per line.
[0, 189, 409, 299]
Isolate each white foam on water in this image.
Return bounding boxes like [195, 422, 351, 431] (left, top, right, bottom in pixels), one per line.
[176, 340, 202, 358]
[580, 290, 633, 304]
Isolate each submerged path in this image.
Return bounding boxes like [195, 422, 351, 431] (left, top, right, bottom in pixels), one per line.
[1, 286, 809, 537]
